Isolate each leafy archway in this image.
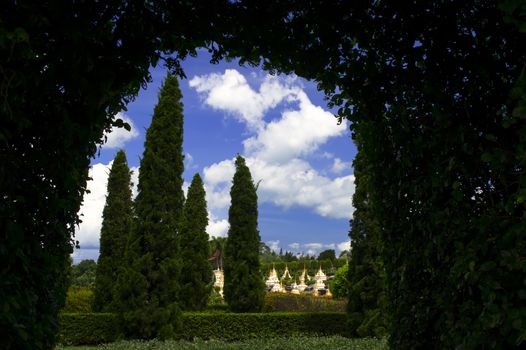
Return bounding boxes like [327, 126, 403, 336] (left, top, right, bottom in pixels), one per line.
[1, 1, 525, 349]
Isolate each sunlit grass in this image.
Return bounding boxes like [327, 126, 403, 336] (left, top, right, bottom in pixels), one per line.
[58, 336, 387, 350]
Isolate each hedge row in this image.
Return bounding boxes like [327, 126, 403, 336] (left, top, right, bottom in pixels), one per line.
[58, 313, 119, 345]
[180, 312, 347, 341]
[58, 312, 347, 345]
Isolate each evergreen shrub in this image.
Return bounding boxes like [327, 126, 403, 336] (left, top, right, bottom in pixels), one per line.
[62, 287, 94, 313]
[263, 293, 346, 313]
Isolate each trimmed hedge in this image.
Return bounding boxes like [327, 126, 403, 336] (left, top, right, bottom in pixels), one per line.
[180, 312, 346, 341]
[59, 312, 347, 345]
[263, 293, 347, 313]
[58, 313, 119, 345]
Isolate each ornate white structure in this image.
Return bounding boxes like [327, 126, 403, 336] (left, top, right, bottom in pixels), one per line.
[290, 281, 300, 294]
[281, 264, 292, 280]
[313, 265, 327, 291]
[266, 265, 280, 290]
[264, 265, 332, 297]
[213, 267, 224, 297]
[297, 267, 309, 292]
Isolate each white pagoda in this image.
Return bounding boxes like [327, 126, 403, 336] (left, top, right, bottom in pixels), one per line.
[266, 264, 280, 290]
[281, 264, 292, 280]
[297, 266, 310, 292]
[313, 266, 327, 292]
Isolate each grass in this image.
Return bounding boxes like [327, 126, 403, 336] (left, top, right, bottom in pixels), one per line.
[58, 336, 387, 350]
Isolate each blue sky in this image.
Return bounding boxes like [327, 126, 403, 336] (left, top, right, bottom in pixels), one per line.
[73, 51, 356, 263]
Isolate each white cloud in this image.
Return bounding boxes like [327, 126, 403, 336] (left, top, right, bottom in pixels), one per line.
[244, 91, 345, 163]
[288, 242, 301, 250]
[185, 153, 198, 170]
[76, 162, 110, 248]
[130, 166, 139, 198]
[203, 157, 354, 219]
[331, 158, 352, 174]
[203, 159, 235, 187]
[337, 241, 351, 252]
[103, 112, 139, 149]
[189, 70, 297, 131]
[304, 242, 323, 251]
[267, 240, 281, 253]
[207, 217, 229, 238]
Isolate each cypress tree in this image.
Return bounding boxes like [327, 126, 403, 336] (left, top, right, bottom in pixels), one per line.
[116, 74, 185, 339]
[347, 145, 388, 338]
[93, 150, 133, 312]
[178, 173, 211, 310]
[224, 155, 265, 312]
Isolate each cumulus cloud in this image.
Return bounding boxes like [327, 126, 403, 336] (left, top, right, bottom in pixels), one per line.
[288, 242, 301, 250]
[267, 240, 281, 253]
[337, 240, 351, 252]
[104, 112, 139, 149]
[189, 70, 298, 131]
[203, 157, 354, 219]
[185, 153, 198, 170]
[244, 91, 345, 163]
[331, 158, 353, 174]
[76, 162, 111, 248]
[207, 215, 229, 238]
[189, 69, 355, 251]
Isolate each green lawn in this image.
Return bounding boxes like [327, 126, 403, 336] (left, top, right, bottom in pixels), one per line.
[58, 336, 387, 350]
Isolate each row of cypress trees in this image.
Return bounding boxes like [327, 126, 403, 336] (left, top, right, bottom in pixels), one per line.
[92, 74, 263, 338]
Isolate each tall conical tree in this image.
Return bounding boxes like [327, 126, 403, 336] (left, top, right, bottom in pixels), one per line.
[347, 145, 388, 337]
[178, 173, 211, 310]
[224, 155, 265, 312]
[116, 74, 185, 339]
[93, 150, 133, 312]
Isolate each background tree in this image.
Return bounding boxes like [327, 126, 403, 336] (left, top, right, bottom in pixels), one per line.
[282, 251, 298, 262]
[330, 262, 349, 300]
[318, 249, 336, 262]
[178, 173, 211, 311]
[70, 260, 97, 289]
[259, 242, 279, 264]
[116, 74, 185, 339]
[93, 150, 134, 312]
[346, 147, 388, 338]
[224, 156, 265, 312]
